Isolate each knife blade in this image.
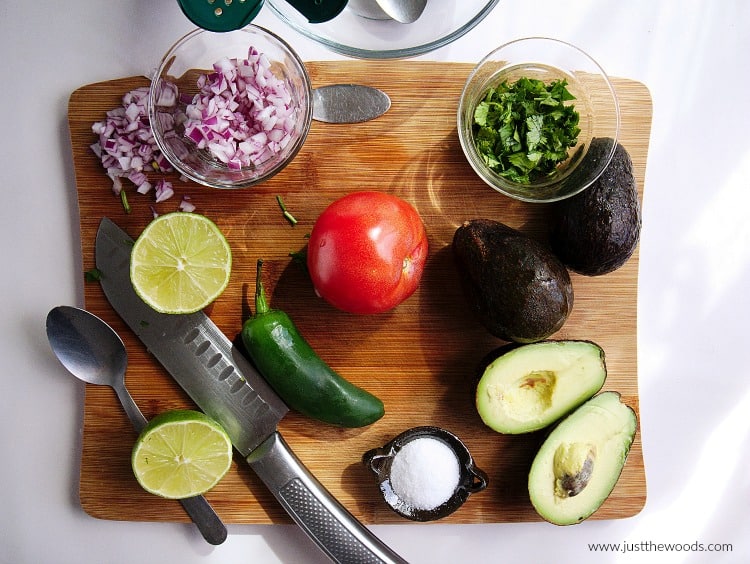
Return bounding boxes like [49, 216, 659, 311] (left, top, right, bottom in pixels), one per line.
[95, 217, 407, 564]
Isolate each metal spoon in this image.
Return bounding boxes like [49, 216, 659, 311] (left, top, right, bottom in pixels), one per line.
[376, 0, 427, 23]
[348, 0, 391, 20]
[313, 84, 391, 123]
[45, 305, 228, 546]
[349, 0, 427, 23]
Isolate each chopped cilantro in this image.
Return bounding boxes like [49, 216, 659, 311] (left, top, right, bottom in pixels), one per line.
[276, 195, 298, 226]
[472, 77, 580, 184]
[120, 189, 131, 214]
[289, 248, 308, 270]
[84, 268, 102, 282]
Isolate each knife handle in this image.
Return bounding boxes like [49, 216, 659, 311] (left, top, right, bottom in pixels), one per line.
[246, 432, 408, 564]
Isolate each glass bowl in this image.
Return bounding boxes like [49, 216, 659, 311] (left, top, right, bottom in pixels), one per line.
[458, 37, 620, 203]
[362, 426, 488, 521]
[149, 26, 312, 190]
[265, 0, 500, 59]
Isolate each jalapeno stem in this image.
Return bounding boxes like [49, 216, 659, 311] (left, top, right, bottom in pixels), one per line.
[254, 259, 270, 316]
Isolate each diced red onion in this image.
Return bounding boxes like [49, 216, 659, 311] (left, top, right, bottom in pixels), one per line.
[179, 195, 196, 213]
[154, 179, 174, 203]
[91, 48, 294, 211]
[153, 81, 179, 108]
[90, 86, 173, 196]
[179, 47, 298, 169]
[110, 175, 123, 196]
[136, 182, 152, 195]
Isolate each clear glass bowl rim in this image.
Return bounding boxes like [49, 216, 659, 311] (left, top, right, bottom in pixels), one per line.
[148, 25, 313, 189]
[265, 0, 501, 59]
[457, 36, 621, 203]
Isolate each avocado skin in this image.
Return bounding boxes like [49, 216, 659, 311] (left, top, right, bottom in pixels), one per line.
[453, 219, 574, 343]
[550, 140, 642, 276]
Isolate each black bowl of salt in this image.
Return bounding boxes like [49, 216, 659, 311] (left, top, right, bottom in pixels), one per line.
[363, 426, 488, 521]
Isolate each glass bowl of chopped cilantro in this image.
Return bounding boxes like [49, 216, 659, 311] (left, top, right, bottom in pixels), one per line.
[149, 26, 313, 190]
[458, 37, 620, 202]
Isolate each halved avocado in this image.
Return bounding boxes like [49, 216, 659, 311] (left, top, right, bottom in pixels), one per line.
[528, 391, 637, 525]
[475, 340, 606, 434]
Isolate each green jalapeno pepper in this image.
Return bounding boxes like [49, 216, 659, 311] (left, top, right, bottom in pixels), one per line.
[241, 259, 385, 427]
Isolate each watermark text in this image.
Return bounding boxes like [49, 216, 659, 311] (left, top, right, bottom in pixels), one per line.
[588, 540, 733, 554]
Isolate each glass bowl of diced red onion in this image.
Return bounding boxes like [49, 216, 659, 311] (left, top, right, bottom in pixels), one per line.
[149, 26, 313, 189]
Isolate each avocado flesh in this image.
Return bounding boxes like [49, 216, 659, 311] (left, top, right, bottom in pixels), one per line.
[528, 391, 637, 525]
[476, 341, 607, 434]
[453, 219, 574, 343]
[550, 140, 642, 276]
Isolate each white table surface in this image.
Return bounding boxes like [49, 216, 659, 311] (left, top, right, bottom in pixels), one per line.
[2, 1, 748, 563]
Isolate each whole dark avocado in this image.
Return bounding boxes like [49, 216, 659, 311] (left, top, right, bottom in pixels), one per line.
[453, 219, 574, 343]
[550, 140, 642, 276]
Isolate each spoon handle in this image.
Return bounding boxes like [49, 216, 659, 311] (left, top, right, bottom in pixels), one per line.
[113, 383, 148, 433]
[113, 383, 228, 545]
[177, 496, 228, 545]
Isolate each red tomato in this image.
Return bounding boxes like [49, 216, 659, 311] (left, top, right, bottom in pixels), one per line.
[307, 191, 429, 314]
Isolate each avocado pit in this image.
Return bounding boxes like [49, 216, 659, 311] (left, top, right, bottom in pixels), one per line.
[528, 391, 638, 525]
[553, 442, 596, 498]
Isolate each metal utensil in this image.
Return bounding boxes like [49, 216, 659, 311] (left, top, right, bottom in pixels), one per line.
[177, 0, 347, 30]
[349, 0, 427, 23]
[376, 0, 427, 23]
[45, 306, 228, 546]
[313, 84, 391, 123]
[347, 0, 391, 20]
[95, 217, 407, 564]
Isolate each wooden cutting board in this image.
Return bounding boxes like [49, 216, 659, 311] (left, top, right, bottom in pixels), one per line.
[67, 61, 651, 525]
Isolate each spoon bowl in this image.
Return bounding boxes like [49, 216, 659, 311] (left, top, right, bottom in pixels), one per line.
[376, 0, 428, 23]
[45, 305, 227, 545]
[349, 0, 428, 23]
[46, 306, 128, 388]
[46, 306, 142, 428]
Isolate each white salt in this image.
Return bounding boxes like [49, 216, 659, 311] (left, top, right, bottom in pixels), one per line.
[389, 437, 460, 511]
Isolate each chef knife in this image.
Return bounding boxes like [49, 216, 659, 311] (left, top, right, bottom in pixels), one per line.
[95, 217, 407, 564]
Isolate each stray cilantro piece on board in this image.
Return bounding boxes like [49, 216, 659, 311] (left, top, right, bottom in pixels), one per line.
[276, 195, 298, 226]
[84, 268, 102, 282]
[473, 77, 581, 184]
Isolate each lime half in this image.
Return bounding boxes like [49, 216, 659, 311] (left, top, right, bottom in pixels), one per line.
[130, 212, 232, 314]
[132, 410, 233, 499]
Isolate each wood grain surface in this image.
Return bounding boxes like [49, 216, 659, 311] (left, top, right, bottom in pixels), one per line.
[67, 61, 651, 525]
